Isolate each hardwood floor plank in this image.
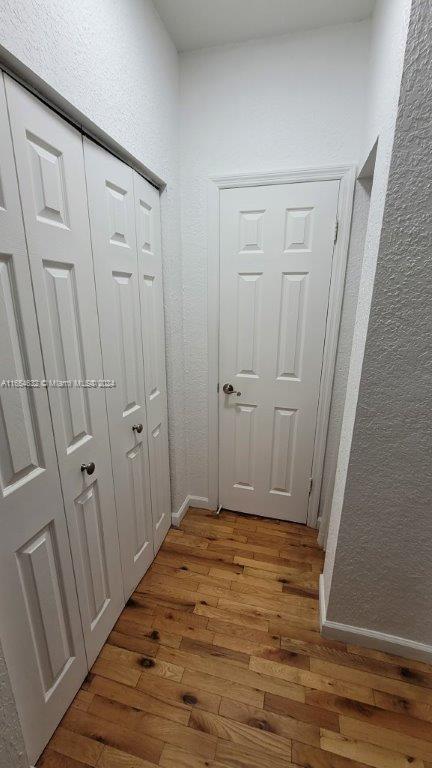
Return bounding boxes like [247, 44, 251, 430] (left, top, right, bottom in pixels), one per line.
[71, 690, 94, 713]
[194, 601, 271, 632]
[234, 555, 312, 575]
[179, 636, 250, 667]
[60, 708, 164, 764]
[113, 617, 182, 649]
[100, 643, 184, 682]
[250, 656, 375, 704]
[46, 727, 103, 766]
[219, 697, 321, 747]
[97, 746, 159, 768]
[310, 658, 432, 704]
[189, 709, 293, 759]
[88, 694, 217, 759]
[292, 741, 377, 768]
[339, 715, 432, 762]
[373, 689, 432, 723]
[159, 743, 226, 768]
[212, 631, 282, 658]
[38, 751, 91, 768]
[264, 691, 340, 730]
[320, 727, 425, 768]
[91, 658, 141, 688]
[84, 674, 190, 724]
[215, 740, 297, 768]
[181, 668, 264, 708]
[136, 672, 221, 714]
[305, 690, 432, 742]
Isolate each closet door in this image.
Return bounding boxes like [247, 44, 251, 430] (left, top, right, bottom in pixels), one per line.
[84, 139, 154, 597]
[0, 74, 87, 765]
[134, 173, 171, 551]
[5, 77, 123, 665]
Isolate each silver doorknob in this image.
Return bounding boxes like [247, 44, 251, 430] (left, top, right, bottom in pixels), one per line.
[81, 462, 95, 475]
[132, 423, 143, 433]
[222, 383, 241, 396]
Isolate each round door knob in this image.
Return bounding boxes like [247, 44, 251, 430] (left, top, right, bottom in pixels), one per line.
[222, 383, 241, 396]
[132, 423, 143, 433]
[81, 461, 95, 475]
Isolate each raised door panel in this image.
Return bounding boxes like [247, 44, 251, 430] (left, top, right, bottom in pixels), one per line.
[133, 172, 171, 551]
[0, 73, 86, 765]
[84, 138, 154, 596]
[5, 76, 123, 663]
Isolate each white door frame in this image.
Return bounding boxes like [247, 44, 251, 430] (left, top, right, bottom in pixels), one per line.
[207, 165, 356, 527]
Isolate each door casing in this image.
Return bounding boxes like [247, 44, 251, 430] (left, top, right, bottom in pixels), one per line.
[207, 165, 356, 527]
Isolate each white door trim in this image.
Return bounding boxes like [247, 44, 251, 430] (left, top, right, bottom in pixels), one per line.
[207, 165, 356, 527]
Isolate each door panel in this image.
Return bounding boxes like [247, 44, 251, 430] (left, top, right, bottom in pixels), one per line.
[0, 73, 87, 765]
[219, 181, 339, 522]
[84, 139, 154, 597]
[5, 76, 123, 663]
[133, 173, 171, 551]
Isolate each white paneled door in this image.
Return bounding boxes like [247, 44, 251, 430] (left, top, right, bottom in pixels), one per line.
[134, 173, 171, 552]
[84, 139, 154, 597]
[219, 180, 339, 522]
[5, 76, 124, 665]
[0, 74, 87, 764]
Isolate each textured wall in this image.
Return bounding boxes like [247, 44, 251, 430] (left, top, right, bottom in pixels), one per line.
[0, 642, 26, 768]
[0, 0, 187, 514]
[323, 0, 411, 594]
[324, 0, 432, 642]
[179, 22, 370, 500]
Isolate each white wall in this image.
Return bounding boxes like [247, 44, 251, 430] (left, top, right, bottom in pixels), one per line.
[323, 0, 432, 652]
[179, 21, 370, 502]
[0, 0, 187, 514]
[319, 176, 372, 540]
[323, 0, 411, 606]
[0, 1, 184, 763]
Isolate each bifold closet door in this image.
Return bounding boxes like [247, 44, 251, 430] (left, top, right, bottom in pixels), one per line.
[83, 139, 154, 597]
[0, 74, 87, 765]
[5, 76, 124, 665]
[134, 173, 171, 551]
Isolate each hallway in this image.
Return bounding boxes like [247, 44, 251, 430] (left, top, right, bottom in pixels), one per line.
[38, 509, 432, 768]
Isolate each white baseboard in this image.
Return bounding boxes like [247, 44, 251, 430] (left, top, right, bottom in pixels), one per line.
[319, 575, 432, 664]
[171, 495, 191, 527]
[171, 495, 216, 527]
[188, 495, 215, 511]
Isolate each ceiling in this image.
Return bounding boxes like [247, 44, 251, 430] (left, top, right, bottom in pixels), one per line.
[153, 0, 375, 53]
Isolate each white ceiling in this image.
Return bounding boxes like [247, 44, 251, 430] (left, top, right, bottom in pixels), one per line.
[153, 0, 376, 53]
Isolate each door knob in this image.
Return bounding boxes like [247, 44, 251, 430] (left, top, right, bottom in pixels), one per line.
[132, 423, 143, 433]
[222, 383, 241, 396]
[81, 461, 95, 475]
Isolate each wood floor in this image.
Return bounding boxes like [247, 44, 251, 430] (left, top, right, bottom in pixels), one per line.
[38, 508, 432, 768]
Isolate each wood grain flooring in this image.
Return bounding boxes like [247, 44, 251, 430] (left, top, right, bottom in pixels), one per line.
[38, 508, 432, 768]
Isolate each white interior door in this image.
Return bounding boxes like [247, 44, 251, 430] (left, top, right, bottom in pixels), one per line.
[84, 139, 154, 597]
[0, 74, 87, 764]
[5, 77, 123, 665]
[133, 172, 171, 552]
[219, 180, 339, 522]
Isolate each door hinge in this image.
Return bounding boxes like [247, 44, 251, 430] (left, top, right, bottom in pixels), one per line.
[308, 477, 313, 496]
[334, 219, 339, 244]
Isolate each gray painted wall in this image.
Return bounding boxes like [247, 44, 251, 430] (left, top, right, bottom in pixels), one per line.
[324, 0, 432, 644]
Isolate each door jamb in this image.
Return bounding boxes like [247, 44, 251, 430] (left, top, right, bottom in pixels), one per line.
[207, 165, 356, 527]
